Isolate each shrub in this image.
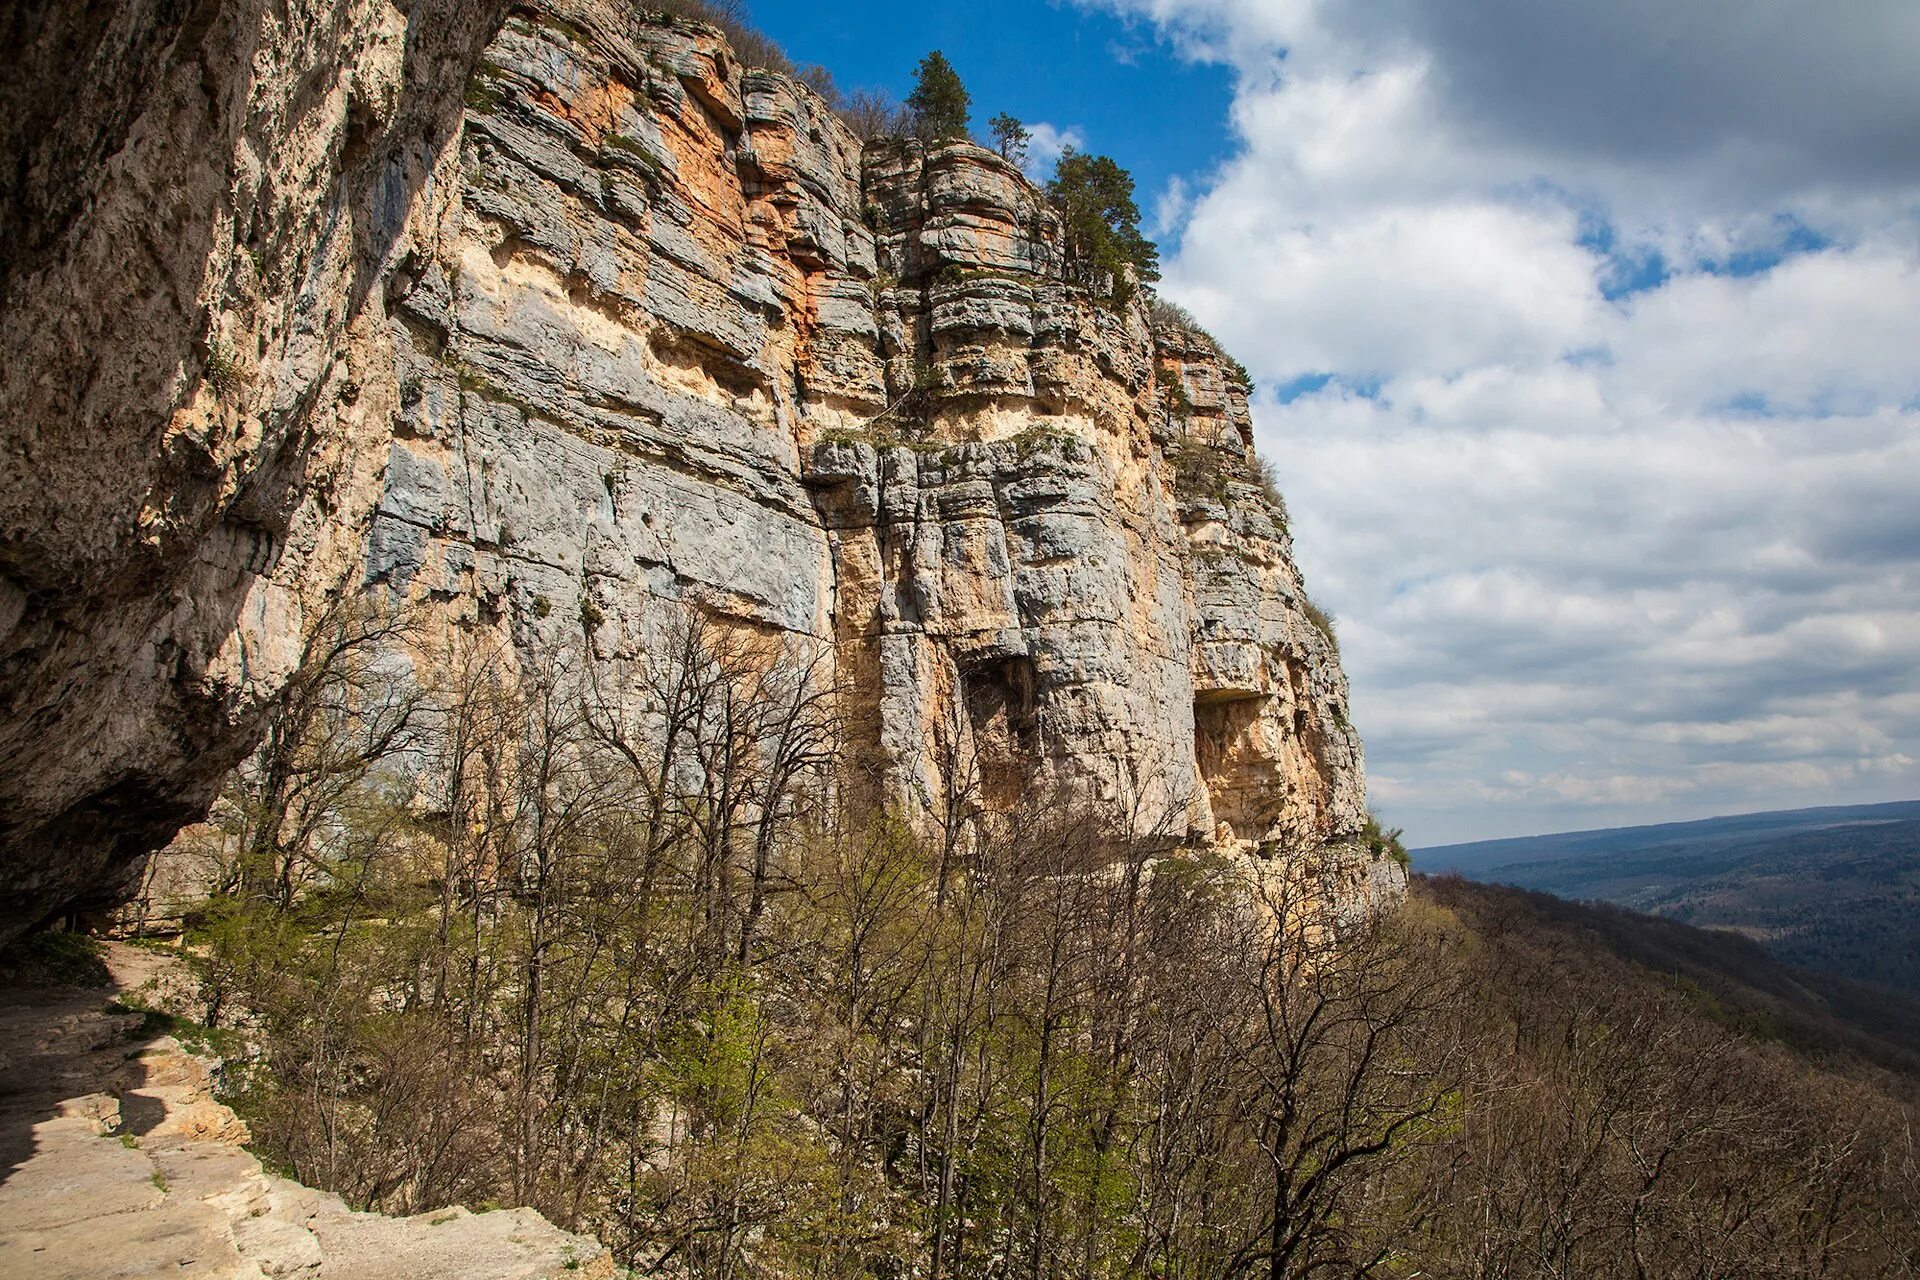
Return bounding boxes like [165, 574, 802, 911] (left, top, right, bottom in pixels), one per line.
[1300, 593, 1339, 654]
[1257, 455, 1289, 524]
[641, 0, 792, 73]
[841, 88, 911, 141]
[1223, 351, 1254, 394]
[1148, 295, 1202, 331]
[793, 64, 839, 106]
[204, 340, 247, 399]
[639, 1, 909, 140]
[1160, 375, 1195, 424]
[1173, 443, 1227, 502]
[0, 929, 111, 987]
[1359, 814, 1410, 868]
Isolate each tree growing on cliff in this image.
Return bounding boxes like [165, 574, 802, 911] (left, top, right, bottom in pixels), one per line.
[989, 112, 1030, 166]
[907, 51, 971, 142]
[1046, 148, 1159, 303]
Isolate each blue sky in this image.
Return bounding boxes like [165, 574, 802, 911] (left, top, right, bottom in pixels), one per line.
[755, 0, 1920, 847]
[750, 0, 1230, 210]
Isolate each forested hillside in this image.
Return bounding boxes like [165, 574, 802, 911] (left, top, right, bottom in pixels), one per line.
[122, 602, 1920, 1276]
[1415, 804, 1920, 995]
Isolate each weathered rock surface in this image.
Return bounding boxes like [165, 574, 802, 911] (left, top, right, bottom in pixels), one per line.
[0, 1, 1396, 937]
[0, 0, 510, 937]
[0, 942, 611, 1278]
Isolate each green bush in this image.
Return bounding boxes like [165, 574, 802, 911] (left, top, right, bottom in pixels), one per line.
[1359, 814, 1410, 868]
[0, 929, 111, 987]
[1300, 593, 1339, 654]
[204, 340, 247, 399]
[989, 112, 1029, 165]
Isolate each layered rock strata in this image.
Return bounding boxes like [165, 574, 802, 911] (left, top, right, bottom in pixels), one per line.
[0, 1, 1391, 937]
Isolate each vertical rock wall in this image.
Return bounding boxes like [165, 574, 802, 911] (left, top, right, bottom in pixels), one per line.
[0, 0, 507, 933]
[0, 1, 1392, 938]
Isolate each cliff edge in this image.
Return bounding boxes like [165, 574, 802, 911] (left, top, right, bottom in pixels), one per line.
[0, 1, 1394, 937]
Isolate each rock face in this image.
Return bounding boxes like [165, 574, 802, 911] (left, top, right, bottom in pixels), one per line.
[0, 0, 511, 935]
[0, 1, 1393, 938]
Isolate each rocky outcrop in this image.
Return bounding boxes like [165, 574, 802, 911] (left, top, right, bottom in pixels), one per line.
[0, 1, 1391, 938]
[0, 0, 510, 936]
[0, 942, 611, 1278]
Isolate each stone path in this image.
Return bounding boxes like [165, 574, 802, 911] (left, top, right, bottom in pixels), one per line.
[0, 942, 612, 1279]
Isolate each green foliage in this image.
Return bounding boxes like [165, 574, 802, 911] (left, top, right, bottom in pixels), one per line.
[462, 60, 510, 115]
[598, 132, 664, 180]
[110, 1000, 244, 1059]
[1046, 149, 1159, 303]
[1223, 350, 1254, 393]
[1009, 423, 1082, 460]
[164, 592, 1920, 1278]
[203, 340, 248, 399]
[1361, 813, 1410, 868]
[1159, 373, 1195, 423]
[1300, 591, 1339, 654]
[906, 50, 971, 142]
[0, 929, 111, 987]
[933, 262, 1027, 287]
[989, 112, 1030, 165]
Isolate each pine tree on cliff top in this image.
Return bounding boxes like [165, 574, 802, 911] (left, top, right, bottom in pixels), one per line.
[1046, 147, 1160, 301]
[907, 50, 971, 142]
[990, 112, 1031, 166]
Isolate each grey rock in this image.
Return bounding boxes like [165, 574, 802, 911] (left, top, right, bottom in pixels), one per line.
[0, 1, 1392, 937]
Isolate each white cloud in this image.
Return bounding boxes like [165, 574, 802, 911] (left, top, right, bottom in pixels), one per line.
[1151, 175, 1192, 240]
[1090, 0, 1920, 842]
[1021, 121, 1087, 182]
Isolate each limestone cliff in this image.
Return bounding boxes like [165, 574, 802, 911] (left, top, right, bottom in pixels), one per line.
[0, 1, 1394, 938]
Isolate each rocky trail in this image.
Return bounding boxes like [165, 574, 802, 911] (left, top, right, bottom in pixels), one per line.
[0, 942, 611, 1279]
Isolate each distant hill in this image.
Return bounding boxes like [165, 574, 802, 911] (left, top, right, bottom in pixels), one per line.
[1413, 801, 1920, 996]
[1418, 874, 1920, 1075]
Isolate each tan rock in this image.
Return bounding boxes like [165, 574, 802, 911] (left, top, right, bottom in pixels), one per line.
[1, 2, 1399, 934]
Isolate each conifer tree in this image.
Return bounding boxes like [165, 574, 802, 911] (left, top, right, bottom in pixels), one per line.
[906, 50, 971, 142]
[1045, 147, 1160, 301]
[989, 112, 1030, 165]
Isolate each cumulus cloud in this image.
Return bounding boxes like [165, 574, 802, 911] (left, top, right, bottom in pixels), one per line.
[1090, 0, 1920, 841]
[1020, 121, 1088, 182]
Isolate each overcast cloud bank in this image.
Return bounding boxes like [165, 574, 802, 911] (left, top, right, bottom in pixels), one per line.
[1093, 0, 1920, 842]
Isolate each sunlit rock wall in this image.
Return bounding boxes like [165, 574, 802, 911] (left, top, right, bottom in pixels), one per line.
[0, 1, 1391, 938]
